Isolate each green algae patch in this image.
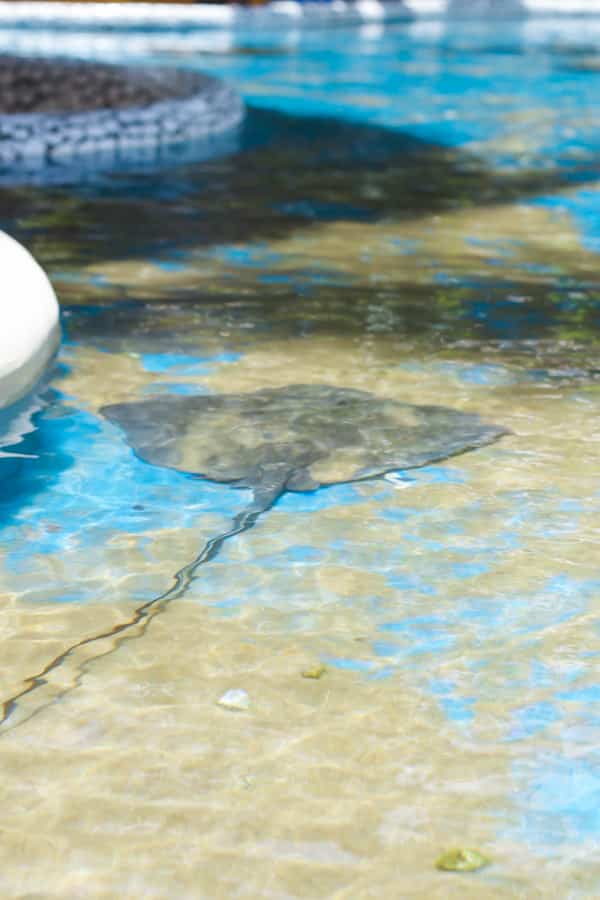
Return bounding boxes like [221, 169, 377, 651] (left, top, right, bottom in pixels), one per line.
[301, 665, 327, 680]
[435, 848, 490, 873]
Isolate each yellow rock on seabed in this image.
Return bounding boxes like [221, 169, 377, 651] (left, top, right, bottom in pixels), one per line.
[436, 848, 491, 872]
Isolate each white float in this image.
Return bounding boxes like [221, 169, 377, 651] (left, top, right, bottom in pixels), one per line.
[0, 231, 60, 411]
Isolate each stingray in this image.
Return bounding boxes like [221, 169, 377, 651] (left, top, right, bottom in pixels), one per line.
[0, 384, 508, 730]
[104, 383, 507, 510]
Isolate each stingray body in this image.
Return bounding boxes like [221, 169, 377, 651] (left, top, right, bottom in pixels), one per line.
[101, 384, 508, 514]
[0, 385, 508, 731]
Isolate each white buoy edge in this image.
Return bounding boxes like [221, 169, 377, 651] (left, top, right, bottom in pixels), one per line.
[0, 231, 60, 409]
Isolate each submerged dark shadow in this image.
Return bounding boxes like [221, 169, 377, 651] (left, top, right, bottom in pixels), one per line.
[62, 270, 600, 349]
[3, 105, 600, 271]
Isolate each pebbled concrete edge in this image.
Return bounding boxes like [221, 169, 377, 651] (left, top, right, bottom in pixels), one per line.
[0, 64, 245, 179]
[0, 231, 60, 410]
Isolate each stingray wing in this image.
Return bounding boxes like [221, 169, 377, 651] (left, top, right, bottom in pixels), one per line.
[101, 397, 188, 471]
[304, 402, 508, 485]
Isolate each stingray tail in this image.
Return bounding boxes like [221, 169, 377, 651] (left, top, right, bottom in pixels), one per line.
[169, 463, 289, 596]
[0, 469, 289, 733]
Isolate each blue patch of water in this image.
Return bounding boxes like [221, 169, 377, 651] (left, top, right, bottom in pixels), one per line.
[511, 754, 600, 844]
[454, 364, 515, 386]
[279, 483, 363, 512]
[140, 351, 240, 373]
[377, 616, 456, 656]
[507, 702, 560, 742]
[558, 685, 600, 704]
[533, 191, 600, 257]
[395, 466, 466, 485]
[437, 695, 475, 724]
[211, 597, 243, 618]
[324, 656, 378, 673]
[451, 560, 490, 579]
[379, 507, 420, 523]
[142, 382, 208, 396]
[211, 243, 283, 268]
[386, 573, 438, 595]
[0, 394, 246, 584]
[287, 545, 325, 563]
[153, 260, 188, 273]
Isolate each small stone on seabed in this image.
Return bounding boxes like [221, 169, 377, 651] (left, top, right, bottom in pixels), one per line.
[217, 688, 250, 712]
[435, 848, 490, 872]
[301, 665, 327, 679]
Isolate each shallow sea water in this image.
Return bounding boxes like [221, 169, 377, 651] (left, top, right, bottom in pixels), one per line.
[2, 17, 600, 898]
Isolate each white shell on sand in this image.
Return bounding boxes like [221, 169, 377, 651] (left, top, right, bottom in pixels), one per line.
[0, 231, 60, 409]
[217, 689, 251, 712]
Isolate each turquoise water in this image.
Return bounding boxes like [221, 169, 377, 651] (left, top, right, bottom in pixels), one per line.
[2, 19, 600, 896]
